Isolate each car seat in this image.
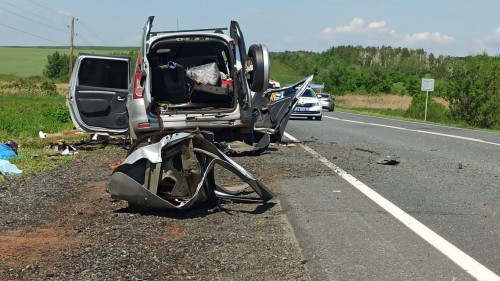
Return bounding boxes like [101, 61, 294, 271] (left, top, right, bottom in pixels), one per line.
[151, 61, 190, 104]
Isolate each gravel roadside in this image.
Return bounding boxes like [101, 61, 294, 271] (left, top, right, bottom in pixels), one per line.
[0, 144, 317, 281]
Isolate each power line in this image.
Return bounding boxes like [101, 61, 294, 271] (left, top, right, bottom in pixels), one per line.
[0, 6, 69, 33]
[0, 0, 65, 27]
[76, 18, 107, 45]
[25, 0, 61, 15]
[0, 21, 66, 45]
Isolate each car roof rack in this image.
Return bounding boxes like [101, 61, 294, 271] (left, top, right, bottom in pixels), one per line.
[151, 27, 228, 36]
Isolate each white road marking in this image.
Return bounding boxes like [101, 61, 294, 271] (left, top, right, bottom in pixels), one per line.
[284, 131, 500, 281]
[324, 116, 500, 146]
[338, 111, 500, 135]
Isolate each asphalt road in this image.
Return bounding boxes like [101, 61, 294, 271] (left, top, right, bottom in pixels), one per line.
[280, 111, 500, 281]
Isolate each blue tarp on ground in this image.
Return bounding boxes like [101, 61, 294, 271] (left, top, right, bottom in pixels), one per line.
[0, 143, 18, 160]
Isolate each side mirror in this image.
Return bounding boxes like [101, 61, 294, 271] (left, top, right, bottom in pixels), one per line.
[247, 44, 270, 93]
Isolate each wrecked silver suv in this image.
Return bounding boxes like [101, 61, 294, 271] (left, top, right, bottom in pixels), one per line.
[66, 16, 312, 209]
[67, 16, 312, 147]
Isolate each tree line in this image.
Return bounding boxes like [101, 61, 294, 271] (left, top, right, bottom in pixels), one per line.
[271, 46, 499, 129]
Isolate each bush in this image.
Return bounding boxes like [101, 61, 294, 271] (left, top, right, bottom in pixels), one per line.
[43, 51, 74, 80]
[49, 107, 71, 123]
[41, 80, 57, 96]
[442, 54, 500, 129]
[405, 92, 450, 122]
[390, 82, 406, 95]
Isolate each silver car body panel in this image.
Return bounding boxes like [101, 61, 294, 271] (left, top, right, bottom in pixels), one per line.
[108, 131, 275, 209]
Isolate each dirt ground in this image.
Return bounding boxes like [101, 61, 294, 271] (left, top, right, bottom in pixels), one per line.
[0, 142, 322, 281]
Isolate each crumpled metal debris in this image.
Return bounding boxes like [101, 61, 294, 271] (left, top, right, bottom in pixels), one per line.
[108, 131, 275, 210]
[223, 134, 270, 156]
[376, 155, 400, 165]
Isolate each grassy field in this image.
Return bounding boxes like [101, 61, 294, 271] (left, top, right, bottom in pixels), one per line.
[0, 95, 73, 142]
[336, 94, 448, 110]
[0, 46, 137, 77]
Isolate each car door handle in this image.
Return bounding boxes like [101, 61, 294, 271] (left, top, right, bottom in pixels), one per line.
[117, 96, 126, 101]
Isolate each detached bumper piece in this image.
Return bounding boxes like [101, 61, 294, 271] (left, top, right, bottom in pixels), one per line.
[107, 131, 275, 210]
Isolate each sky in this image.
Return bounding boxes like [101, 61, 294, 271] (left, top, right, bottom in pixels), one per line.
[0, 0, 499, 57]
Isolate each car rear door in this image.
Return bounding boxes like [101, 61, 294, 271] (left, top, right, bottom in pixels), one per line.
[140, 16, 154, 108]
[230, 21, 252, 108]
[67, 54, 131, 134]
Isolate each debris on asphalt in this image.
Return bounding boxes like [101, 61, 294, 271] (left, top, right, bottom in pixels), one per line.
[376, 155, 400, 165]
[223, 134, 270, 156]
[356, 147, 378, 154]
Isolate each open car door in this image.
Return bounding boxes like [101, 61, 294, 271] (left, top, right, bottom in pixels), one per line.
[253, 75, 314, 142]
[230, 20, 252, 108]
[67, 54, 131, 134]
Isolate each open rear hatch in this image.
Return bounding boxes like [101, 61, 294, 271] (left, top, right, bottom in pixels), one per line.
[146, 35, 236, 113]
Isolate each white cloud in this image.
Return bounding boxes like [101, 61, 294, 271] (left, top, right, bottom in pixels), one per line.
[475, 26, 500, 55]
[483, 26, 500, 42]
[368, 21, 386, 30]
[320, 17, 455, 51]
[323, 18, 387, 34]
[405, 32, 455, 44]
[336, 18, 365, 33]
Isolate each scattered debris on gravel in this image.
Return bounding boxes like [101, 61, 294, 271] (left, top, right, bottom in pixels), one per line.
[0, 144, 316, 280]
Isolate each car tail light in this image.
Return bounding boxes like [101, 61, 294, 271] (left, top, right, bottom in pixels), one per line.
[137, 123, 150, 129]
[132, 71, 143, 99]
[132, 55, 143, 99]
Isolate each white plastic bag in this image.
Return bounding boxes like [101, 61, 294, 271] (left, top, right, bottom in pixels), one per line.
[186, 63, 220, 85]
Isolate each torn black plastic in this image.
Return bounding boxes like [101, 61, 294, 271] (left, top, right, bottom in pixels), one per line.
[252, 75, 313, 142]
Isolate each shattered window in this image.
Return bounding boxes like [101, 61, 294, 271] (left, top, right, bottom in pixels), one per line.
[78, 58, 129, 90]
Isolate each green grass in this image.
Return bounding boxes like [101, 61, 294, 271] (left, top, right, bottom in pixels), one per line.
[270, 60, 302, 85]
[0, 46, 137, 77]
[0, 94, 107, 181]
[0, 95, 74, 141]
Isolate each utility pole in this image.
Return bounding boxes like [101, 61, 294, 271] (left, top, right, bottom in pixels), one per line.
[69, 16, 74, 77]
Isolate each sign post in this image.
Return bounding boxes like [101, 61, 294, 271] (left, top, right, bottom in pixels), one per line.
[421, 78, 435, 121]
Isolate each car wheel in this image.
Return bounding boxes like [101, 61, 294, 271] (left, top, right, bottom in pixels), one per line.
[315, 115, 322, 121]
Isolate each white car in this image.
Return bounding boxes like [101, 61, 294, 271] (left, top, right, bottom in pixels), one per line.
[291, 88, 322, 120]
